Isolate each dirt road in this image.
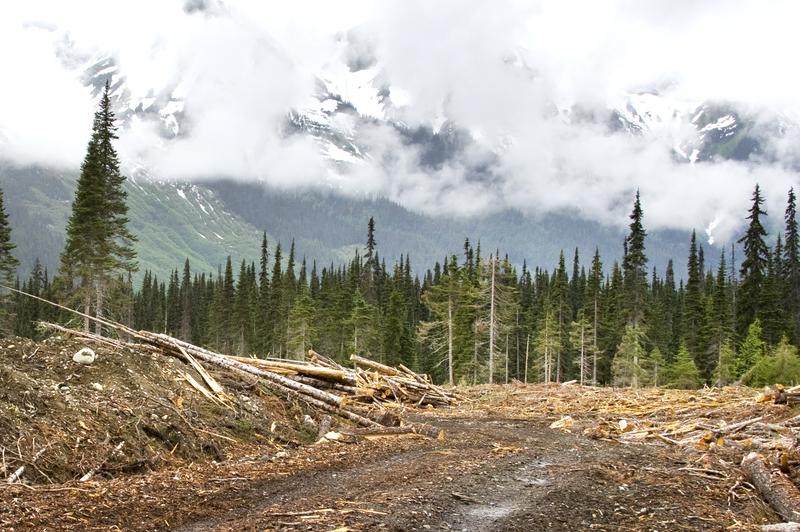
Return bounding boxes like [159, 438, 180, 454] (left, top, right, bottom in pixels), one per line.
[2, 411, 771, 531]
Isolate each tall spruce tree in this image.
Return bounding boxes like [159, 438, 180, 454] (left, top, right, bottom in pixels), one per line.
[737, 184, 769, 339]
[59, 81, 137, 331]
[784, 188, 800, 343]
[0, 187, 19, 335]
[623, 190, 648, 328]
[684, 230, 706, 365]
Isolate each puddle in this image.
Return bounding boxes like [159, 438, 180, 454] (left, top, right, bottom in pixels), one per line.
[465, 502, 516, 520]
[450, 457, 555, 530]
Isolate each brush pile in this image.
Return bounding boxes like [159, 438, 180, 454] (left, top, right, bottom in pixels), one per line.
[39, 320, 456, 440]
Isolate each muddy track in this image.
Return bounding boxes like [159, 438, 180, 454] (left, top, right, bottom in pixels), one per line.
[1, 413, 769, 531]
[174, 415, 762, 531]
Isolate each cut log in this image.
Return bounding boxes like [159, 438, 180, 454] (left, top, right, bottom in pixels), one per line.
[742, 452, 800, 522]
[350, 354, 404, 377]
[229, 356, 357, 385]
[144, 333, 347, 410]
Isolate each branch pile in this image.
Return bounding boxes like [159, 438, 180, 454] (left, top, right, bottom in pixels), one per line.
[463, 383, 800, 525]
[38, 321, 452, 440]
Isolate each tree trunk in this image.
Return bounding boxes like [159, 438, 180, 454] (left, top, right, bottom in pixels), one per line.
[94, 279, 105, 336]
[472, 321, 479, 385]
[83, 288, 92, 334]
[741, 452, 800, 522]
[524, 334, 530, 384]
[447, 296, 454, 386]
[489, 256, 496, 384]
[593, 297, 598, 385]
[580, 323, 585, 386]
[505, 333, 509, 384]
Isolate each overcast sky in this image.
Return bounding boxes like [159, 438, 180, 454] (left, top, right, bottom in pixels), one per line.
[1, 0, 799, 244]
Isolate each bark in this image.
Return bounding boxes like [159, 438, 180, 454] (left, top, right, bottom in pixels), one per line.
[489, 257, 496, 384]
[741, 452, 800, 522]
[350, 354, 404, 377]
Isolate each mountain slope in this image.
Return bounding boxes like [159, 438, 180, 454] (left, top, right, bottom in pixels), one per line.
[208, 179, 691, 275]
[0, 165, 262, 280]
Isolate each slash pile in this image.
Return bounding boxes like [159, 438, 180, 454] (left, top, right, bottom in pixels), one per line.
[39, 319, 456, 440]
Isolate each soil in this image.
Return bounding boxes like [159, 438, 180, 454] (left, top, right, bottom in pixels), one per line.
[0, 337, 786, 530]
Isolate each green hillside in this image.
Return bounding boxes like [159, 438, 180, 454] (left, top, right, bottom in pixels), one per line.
[0, 165, 263, 280]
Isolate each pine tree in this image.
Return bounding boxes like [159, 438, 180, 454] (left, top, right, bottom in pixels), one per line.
[708, 250, 733, 378]
[623, 190, 648, 328]
[0, 187, 19, 335]
[784, 188, 800, 343]
[179, 259, 192, 341]
[746, 338, 800, 387]
[646, 346, 667, 387]
[736, 319, 765, 378]
[287, 285, 315, 360]
[583, 248, 604, 384]
[667, 343, 701, 389]
[761, 238, 785, 344]
[59, 81, 137, 332]
[713, 340, 736, 386]
[383, 281, 413, 368]
[683, 230, 707, 366]
[349, 289, 378, 358]
[737, 184, 769, 339]
[257, 233, 270, 355]
[268, 243, 283, 356]
[611, 325, 647, 388]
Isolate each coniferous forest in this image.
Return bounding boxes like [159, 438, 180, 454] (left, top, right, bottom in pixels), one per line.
[6, 183, 800, 389]
[2, 84, 800, 390]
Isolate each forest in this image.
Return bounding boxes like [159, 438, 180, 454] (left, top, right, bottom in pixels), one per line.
[7, 181, 800, 389]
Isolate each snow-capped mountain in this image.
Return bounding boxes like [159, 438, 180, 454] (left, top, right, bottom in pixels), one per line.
[66, 38, 797, 180]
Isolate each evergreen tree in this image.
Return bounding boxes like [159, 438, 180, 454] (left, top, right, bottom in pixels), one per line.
[0, 187, 19, 334]
[713, 340, 736, 386]
[623, 190, 648, 328]
[257, 233, 270, 355]
[582, 248, 604, 384]
[784, 188, 800, 343]
[683, 230, 707, 367]
[612, 325, 647, 388]
[708, 250, 733, 378]
[646, 346, 667, 387]
[383, 282, 413, 368]
[737, 184, 769, 339]
[179, 259, 192, 341]
[59, 81, 137, 332]
[667, 343, 701, 389]
[287, 286, 315, 360]
[349, 289, 378, 357]
[736, 319, 766, 378]
[746, 339, 800, 386]
[761, 238, 785, 344]
[268, 243, 283, 355]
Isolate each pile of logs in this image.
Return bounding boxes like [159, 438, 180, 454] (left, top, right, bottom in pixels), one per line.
[38, 315, 454, 440]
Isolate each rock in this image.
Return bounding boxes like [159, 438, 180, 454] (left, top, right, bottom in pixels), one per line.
[72, 348, 96, 365]
[91, 382, 104, 392]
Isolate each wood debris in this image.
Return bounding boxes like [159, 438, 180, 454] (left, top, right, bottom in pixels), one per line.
[36, 314, 454, 442]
